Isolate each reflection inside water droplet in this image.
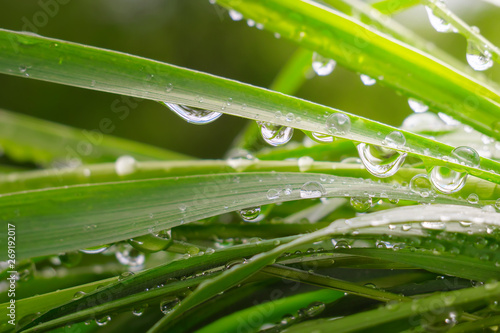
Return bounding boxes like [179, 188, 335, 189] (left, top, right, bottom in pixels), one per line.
[164, 103, 222, 124]
[357, 143, 407, 178]
[257, 122, 294, 146]
[312, 52, 336, 76]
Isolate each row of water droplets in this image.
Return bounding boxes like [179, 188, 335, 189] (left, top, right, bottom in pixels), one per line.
[425, 0, 494, 71]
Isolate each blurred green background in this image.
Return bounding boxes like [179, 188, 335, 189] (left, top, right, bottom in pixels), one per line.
[0, 0, 499, 159]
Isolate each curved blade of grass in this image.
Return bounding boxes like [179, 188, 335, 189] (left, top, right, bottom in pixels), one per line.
[423, 0, 500, 65]
[146, 204, 499, 332]
[18, 236, 297, 332]
[284, 281, 500, 333]
[195, 288, 343, 333]
[0, 170, 486, 261]
[0, 276, 116, 333]
[335, 248, 499, 281]
[324, 0, 466, 70]
[0, 109, 190, 166]
[20, 273, 220, 333]
[1, 30, 500, 185]
[215, 0, 500, 140]
[262, 265, 406, 302]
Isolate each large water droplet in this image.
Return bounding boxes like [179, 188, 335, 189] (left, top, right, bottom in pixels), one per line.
[312, 52, 336, 76]
[425, 3, 454, 33]
[451, 146, 480, 167]
[115, 243, 145, 268]
[129, 229, 173, 253]
[384, 131, 406, 148]
[239, 207, 262, 222]
[429, 166, 467, 194]
[300, 181, 326, 198]
[360, 74, 376, 86]
[258, 122, 293, 146]
[357, 143, 407, 178]
[325, 113, 351, 136]
[164, 103, 222, 124]
[408, 98, 429, 113]
[115, 155, 137, 176]
[466, 40, 493, 71]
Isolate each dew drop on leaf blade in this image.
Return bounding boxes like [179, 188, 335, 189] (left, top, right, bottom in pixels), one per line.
[164, 103, 222, 124]
[257, 121, 293, 146]
[312, 52, 336, 76]
[357, 143, 407, 178]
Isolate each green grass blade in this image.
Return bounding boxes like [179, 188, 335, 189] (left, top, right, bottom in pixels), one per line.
[18, 237, 295, 332]
[0, 109, 190, 167]
[285, 282, 500, 332]
[195, 288, 343, 333]
[1, 29, 500, 185]
[0, 171, 483, 261]
[371, 0, 421, 15]
[215, 0, 500, 140]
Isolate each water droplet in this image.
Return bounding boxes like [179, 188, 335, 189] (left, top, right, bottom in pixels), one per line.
[95, 315, 111, 326]
[115, 243, 145, 268]
[160, 297, 180, 314]
[226, 149, 258, 172]
[73, 291, 86, 299]
[429, 166, 467, 194]
[360, 74, 376, 86]
[228, 9, 243, 21]
[79, 245, 110, 254]
[118, 271, 135, 281]
[132, 305, 147, 316]
[311, 132, 333, 142]
[280, 314, 296, 327]
[267, 189, 280, 200]
[425, 3, 453, 33]
[247, 19, 255, 27]
[410, 174, 433, 198]
[312, 52, 336, 76]
[326, 113, 351, 136]
[384, 131, 406, 148]
[115, 155, 137, 176]
[466, 40, 493, 71]
[258, 122, 293, 146]
[357, 143, 407, 178]
[225, 258, 247, 269]
[333, 239, 351, 249]
[300, 181, 326, 199]
[452, 146, 480, 167]
[164, 103, 222, 124]
[298, 156, 314, 172]
[467, 193, 479, 204]
[420, 221, 446, 230]
[166, 83, 173, 92]
[350, 197, 372, 212]
[239, 207, 262, 222]
[408, 98, 429, 113]
[129, 229, 173, 253]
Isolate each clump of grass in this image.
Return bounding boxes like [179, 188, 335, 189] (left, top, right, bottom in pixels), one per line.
[0, 1, 500, 332]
